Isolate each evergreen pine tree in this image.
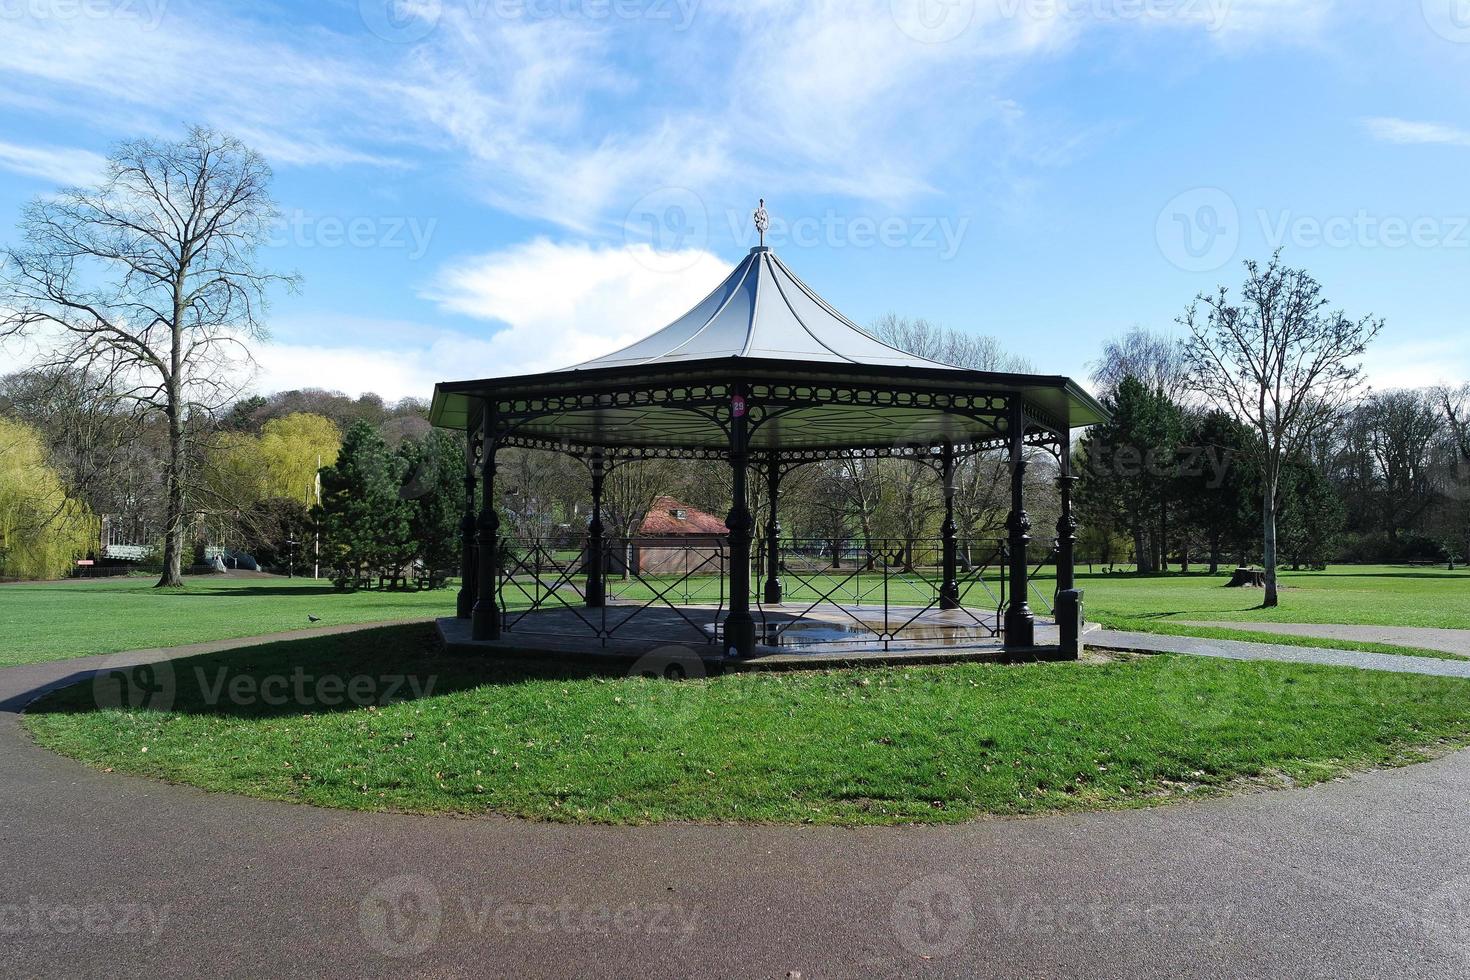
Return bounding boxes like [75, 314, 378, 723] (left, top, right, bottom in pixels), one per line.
[1277, 458, 1344, 570]
[1076, 376, 1183, 573]
[398, 429, 463, 584]
[1178, 411, 1258, 573]
[313, 421, 411, 588]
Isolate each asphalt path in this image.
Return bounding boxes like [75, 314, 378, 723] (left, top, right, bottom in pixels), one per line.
[3, 632, 1470, 978]
[1179, 622, 1470, 659]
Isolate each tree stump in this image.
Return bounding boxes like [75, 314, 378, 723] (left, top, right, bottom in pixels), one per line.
[1227, 567, 1266, 588]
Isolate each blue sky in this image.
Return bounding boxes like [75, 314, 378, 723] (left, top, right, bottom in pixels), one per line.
[1, 0, 1467, 399]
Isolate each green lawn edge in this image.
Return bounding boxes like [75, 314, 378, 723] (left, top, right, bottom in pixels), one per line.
[22, 624, 1470, 826]
[1093, 616, 1470, 662]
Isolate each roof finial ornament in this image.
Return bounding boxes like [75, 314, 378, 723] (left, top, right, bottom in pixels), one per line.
[753, 198, 769, 247]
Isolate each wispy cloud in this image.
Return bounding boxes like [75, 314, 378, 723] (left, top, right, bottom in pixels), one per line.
[0, 0, 1338, 235]
[423, 238, 733, 376]
[0, 139, 106, 185]
[252, 339, 476, 401]
[1364, 337, 1470, 391]
[1362, 117, 1470, 148]
[0, 11, 407, 170]
[250, 239, 735, 398]
[1204, 0, 1333, 40]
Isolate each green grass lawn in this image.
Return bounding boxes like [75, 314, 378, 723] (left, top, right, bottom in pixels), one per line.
[1078, 563, 1470, 628]
[0, 575, 450, 667]
[1073, 564, 1470, 660]
[24, 623, 1470, 825]
[604, 561, 1470, 659]
[2, 563, 1465, 668]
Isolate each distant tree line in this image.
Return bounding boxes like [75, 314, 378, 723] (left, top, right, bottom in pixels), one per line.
[1074, 256, 1466, 600]
[0, 367, 440, 580]
[1, 127, 1463, 602]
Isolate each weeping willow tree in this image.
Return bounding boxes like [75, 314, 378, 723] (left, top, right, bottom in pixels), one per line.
[0, 417, 97, 580]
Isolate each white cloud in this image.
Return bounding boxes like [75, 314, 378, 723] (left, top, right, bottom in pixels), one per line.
[1203, 0, 1333, 40]
[0, 140, 106, 185]
[424, 238, 733, 375]
[1363, 117, 1470, 148]
[0, 11, 407, 170]
[248, 240, 733, 398]
[0, 0, 1337, 233]
[252, 340, 473, 401]
[1364, 336, 1470, 391]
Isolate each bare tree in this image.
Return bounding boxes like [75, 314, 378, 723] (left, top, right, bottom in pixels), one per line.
[2, 128, 294, 586]
[1182, 253, 1381, 606]
[0, 365, 155, 524]
[781, 461, 854, 566]
[1441, 384, 1470, 465]
[823, 457, 888, 568]
[601, 458, 678, 577]
[951, 448, 1005, 535]
[1089, 326, 1192, 402]
[1361, 390, 1441, 543]
[498, 447, 584, 546]
[871, 314, 1034, 569]
[871, 314, 1033, 372]
[1440, 385, 1470, 564]
[877, 458, 943, 571]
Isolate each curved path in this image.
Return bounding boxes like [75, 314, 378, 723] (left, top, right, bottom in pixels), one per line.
[1179, 621, 1470, 659]
[4, 632, 1470, 977]
[1093, 629, 1470, 677]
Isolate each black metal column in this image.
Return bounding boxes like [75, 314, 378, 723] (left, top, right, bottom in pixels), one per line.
[1056, 452, 1077, 594]
[939, 442, 960, 610]
[1056, 439, 1083, 658]
[586, 450, 606, 608]
[724, 385, 756, 657]
[1004, 402, 1035, 648]
[762, 452, 783, 605]
[456, 424, 478, 618]
[471, 400, 501, 641]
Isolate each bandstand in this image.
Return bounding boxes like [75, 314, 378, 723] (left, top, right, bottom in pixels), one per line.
[429, 210, 1106, 664]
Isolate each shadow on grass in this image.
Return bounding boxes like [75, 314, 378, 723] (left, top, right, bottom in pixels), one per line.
[1125, 610, 1222, 621]
[1277, 570, 1467, 580]
[5, 583, 346, 597]
[1075, 570, 1227, 581]
[205, 585, 461, 598]
[1074, 568, 1468, 582]
[24, 624, 630, 722]
[197, 585, 369, 598]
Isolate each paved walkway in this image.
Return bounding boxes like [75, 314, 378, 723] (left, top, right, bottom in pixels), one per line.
[5, 626, 1470, 977]
[1180, 620, 1470, 658]
[1092, 628, 1470, 678]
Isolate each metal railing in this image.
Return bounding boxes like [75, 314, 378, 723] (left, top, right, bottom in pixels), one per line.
[497, 536, 726, 646]
[754, 537, 1007, 650]
[493, 533, 1060, 652]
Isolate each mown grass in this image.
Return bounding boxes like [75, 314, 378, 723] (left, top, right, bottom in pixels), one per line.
[604, 561, 1470, 660]
[0, 575, 450, 666]
[3, 563, 1465, 668]
[1073, 564, 1470, 661]
[23, 623, 1470, 825]
[1076, 563, 1470, 628]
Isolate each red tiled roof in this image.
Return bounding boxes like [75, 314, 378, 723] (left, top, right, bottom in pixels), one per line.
[637, 496, 728, 536]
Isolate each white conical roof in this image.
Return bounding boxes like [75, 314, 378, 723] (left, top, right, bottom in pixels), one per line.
[567, 246, 959, 372]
